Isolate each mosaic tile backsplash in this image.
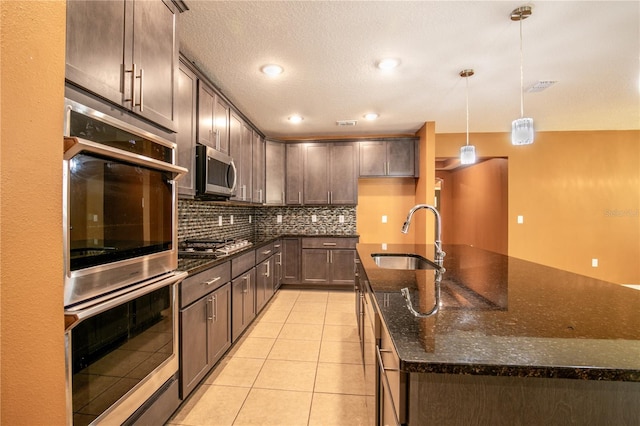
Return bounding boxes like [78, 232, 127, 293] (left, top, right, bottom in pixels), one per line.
[178, 200, 357, 243]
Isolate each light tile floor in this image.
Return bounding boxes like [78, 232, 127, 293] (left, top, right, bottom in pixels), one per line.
[167, 289, 371, 426]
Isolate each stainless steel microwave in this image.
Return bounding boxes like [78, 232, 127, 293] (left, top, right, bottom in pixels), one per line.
[196, 144, 237, 199]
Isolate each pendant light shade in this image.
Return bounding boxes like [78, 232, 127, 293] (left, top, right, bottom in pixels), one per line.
[511, 6, 534, 145]
[459, 69, 476, 165]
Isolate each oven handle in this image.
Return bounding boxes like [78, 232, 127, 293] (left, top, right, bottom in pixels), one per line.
[63, 137, 188, 180]
[64, 271, 187, 332]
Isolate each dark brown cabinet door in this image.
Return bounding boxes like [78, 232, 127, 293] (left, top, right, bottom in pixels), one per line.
[209, 283, 231, 365]
[329, 142, 357, 204]
[213, 97, 230, 154]
[197, 82, 215, 147]
[180, 296, 210, 398]
[330, 249, 356, 285]
[302, 249, 331, 283]
[282, 238, 300, 283]
[304, 143, 330, 204]
[266, 141, 285, 204]
[130, 0, 177, 130]
[176, 61, 197, 197]
[231, 269, 256, 341]
[387, 139, 415, 176]
[66, 0, 126, 107]
[285, 144, 304, 205]
[359, 141, 387, 176]
[252, 132, 265, 203]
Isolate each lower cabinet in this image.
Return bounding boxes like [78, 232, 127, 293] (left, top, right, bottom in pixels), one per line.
[231, 268, 256, 342]
[256, 256, 275, 313]
[281, 238, 301, 284]
[300, 238, 358, 287]
[180, 281, 231, 399]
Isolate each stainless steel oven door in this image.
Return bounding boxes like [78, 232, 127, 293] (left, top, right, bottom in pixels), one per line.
[63, 136, 186, 306]
[64, 271, 186, 426]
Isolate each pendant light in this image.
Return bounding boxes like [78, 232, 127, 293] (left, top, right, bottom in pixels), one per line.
[459, 69, 476, 165]
[511, 5, 534, 145]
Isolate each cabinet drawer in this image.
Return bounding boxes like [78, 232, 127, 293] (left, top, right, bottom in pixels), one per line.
[232, 250, 256, 278]
[181, 262, 231, 308]
[256, 242, 275, 264]
[301, 237, 357, 249]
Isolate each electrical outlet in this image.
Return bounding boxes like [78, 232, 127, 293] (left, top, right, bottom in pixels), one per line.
[592, 258, 598, 267]
[277, 214, 282, 223]
[339, 215, 345, 223]
[312, 215, 317, 223]
[517, 215, 524, 224]
[249, 215, 252, 223]
[382, 215, 388, 223]
[381, 243, 388, 250]
[218, 216, 222, 226]
[230, 215, 234, 225]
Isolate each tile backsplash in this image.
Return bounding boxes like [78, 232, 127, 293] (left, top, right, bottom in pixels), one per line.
[178, 200, 357, 243]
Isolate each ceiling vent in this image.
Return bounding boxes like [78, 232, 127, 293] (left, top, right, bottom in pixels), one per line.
[336, 120, 358, 127]
[527, 80, 557, 92]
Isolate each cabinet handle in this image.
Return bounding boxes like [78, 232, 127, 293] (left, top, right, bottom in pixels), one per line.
[136, 68, 144, 111]
[207, 296, 213, 321]
[205, 277, 221, 286]
[259, 189, 263, 203]
[282, 191, 285, 203]
[298, 191, 301, 204]
[326, 251, 330, 263]
[330, 251, 333, 263]
[322, 242, 337, 246]
[265, 261, 270, 278]
[261, 249, 272, 255]
[276, 252, 282, 265]
[215, 128, 220, 150]
[124, 63, 137, 107]
[213, 294, 217, 322]
[375, 345, 401, 425]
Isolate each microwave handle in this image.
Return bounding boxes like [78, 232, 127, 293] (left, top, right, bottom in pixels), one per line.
[63, 137, 188, 180]
[229, 158, 238, 192]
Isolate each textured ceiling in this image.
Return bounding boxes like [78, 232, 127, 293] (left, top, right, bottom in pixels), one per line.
[179, 1, 640, 138]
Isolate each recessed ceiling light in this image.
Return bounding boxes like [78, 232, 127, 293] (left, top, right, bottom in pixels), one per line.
[288, 114, 303, 123]
[376, 58, 399, 70]
[261, 64, 284, 76]
[363, 113, 379, 120]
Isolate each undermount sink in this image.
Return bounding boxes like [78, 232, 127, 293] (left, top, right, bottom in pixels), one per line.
[371, 253, 442, 271]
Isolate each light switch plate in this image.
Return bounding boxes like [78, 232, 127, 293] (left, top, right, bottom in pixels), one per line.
[218, 216, 222, 226]
[312, 215, 317, 222]
[592, 258, 598, 267]
[339, 215, 345, 223]
[230, 215, 234, 225]
[277, 214, 282, 223]
[517, 215, 524, 224]
[382, 215, 388, 223]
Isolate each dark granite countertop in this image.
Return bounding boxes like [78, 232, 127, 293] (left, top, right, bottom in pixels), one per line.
[178, 234, 359, 275]
[357, 243, 640, 382]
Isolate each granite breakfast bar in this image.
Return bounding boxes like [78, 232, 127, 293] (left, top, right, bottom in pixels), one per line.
[356, 243, 640, 425]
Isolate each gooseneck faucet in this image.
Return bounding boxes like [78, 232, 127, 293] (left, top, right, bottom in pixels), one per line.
[401, 204, 446, 267]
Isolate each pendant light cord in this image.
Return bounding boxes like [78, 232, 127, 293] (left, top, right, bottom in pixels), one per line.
[465, 75, 470, 146]
[519, 16, 525, 119]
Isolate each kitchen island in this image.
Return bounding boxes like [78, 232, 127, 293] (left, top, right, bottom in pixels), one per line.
[357, 243, 640, 425]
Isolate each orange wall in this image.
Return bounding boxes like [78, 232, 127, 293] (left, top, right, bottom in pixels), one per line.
[437, 158, 508, 255]
[436, 131, 640, 284]
[1, 1, 67, 424]
[357, 178, 417, 243]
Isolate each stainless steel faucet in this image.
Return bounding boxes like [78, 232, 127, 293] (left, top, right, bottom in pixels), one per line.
[401, 204, 446, 267]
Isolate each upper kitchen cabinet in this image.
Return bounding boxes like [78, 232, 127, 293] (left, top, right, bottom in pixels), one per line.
[176, 59, 197, 197]
[230, 113, 253, 202]
[252, 131, 265, 204]
[359, 138, 418, 177]
[65, 0, 183, 131]
[285, 143, 304, 205]
[197, 82, 230, 153]
[304, 142, 357, 205]
[265, 140, 285, 205]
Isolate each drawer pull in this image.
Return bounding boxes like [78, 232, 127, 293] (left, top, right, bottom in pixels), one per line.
[322, 242, 337, 246]
[205, 277, 221, 286]
[261, 249, 272, 255]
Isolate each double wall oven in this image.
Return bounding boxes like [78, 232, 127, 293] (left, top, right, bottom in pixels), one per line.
[63, 98, 187, 425]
